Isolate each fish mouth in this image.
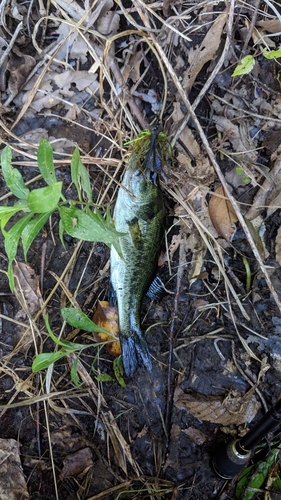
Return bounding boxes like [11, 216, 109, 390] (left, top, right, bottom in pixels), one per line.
[125, 127, 172, 186]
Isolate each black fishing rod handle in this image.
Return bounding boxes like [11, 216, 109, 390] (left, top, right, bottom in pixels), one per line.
[212, 439, 251, 479]
[213, 398, 281, 479]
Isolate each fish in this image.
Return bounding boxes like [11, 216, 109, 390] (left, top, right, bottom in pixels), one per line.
[110, 130, 167, 377]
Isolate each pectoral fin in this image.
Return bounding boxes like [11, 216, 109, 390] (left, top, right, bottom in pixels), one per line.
[127, 218, 142, 249]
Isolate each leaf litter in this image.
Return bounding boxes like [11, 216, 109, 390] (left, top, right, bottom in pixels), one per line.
[1, 0, 281, 499]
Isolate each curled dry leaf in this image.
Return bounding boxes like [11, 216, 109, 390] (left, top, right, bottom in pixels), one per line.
[182, 11, 227, 93]
[61, 447, 94, 479]
[14, 262, 43, 320]
[209, 185, 237, 241]
[174, 387, 261, 425]
[92, 300, 121, 356]
[6, 46, 36, 102]
[13, 262, 44, 348]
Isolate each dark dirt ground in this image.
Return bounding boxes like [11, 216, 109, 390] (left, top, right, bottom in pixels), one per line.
[1, 1, 281, 499]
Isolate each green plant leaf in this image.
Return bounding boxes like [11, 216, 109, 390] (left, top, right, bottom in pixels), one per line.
[272, 474, 281, 491]
[32, 351, 68, 372]
[232, 55, 255, 77]
[236, 167, 244, 175]
[59, 205, 125, 248]
[95, 373, 113, 382]
[70, 355, 81, 386]
[37, 139, 57, 185]
[262, 47, 281, 60]
[27, 182, 62, 213]
[45, 314, 86, 350]
[0, 206, 29, 234]
[71, 147, 93, 203]
[236, 448, 280, 500]
[1, 146, 30, 199]
[4, 213, 34, 264]
[22, 212, 52, 260]
[71, 146, 81, 200]
[113, 356, 126, 388]
[61, 307, 110, 334]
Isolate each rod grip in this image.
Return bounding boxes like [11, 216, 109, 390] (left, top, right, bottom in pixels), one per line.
[212, 440, 251, 479]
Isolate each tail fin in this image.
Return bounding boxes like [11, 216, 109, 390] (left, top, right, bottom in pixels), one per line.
[120, 331, 152, 378]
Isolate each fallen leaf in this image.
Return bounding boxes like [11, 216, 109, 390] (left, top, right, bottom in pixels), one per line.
[61, 448, 94, 478]
[6, 46, 36, 102]
[13, 262, 44, 347]
[182, 426, 209, 445]
[92, 301, 121, 356]
[256, 19, 281, 33]
[14, 262, 43, 319]
[163, 424, 181, 472]
[182, 11, 227, 93]
[174, 387, 260, 425]
[209, 185, 237, 241]
[53, 70, 99, 92]
[0, 438, 29, 500]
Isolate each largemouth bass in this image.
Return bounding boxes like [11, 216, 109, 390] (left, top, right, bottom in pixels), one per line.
[110, 130, 167, 377]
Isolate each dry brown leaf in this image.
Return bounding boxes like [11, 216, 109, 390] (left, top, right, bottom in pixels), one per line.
[182, 11, 227, 93]
[13, 262, 43, 347]
[92, 300, 121, 356]
[0, 438, 29, 500]
[53, 70, 99, 92]
[14, 262, 43, 320]
[7, 46, 36, 101]
[174, 387, 261, 425]
[128, 50, 143, 83]
[182, 426, 209, 445]
[209, 185, 237, 241]
[256, 19, 281, 33]
[163, 423, 181, 472]
[61, 448, 94, 479]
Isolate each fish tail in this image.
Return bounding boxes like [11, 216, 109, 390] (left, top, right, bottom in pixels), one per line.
[120, 330, 152, 378]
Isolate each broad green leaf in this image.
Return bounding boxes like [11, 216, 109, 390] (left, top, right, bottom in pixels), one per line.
[4, 213, 34, 263]
[1, 146, 30, 199]
[263, 47, 281, 60]
[0, 206, 26, 216]
[59, 205, 125, 247]
[71, 147, 93, 203]
[232, 55, 255, 77]
[0, 206, 29, 234]
[37, 139, 57, 185]
[32, 351, 68, 372]
[22, 212, 52, 260]
[61, 307, 110, 334]
[27, 182, 62, 213]
[113, 356, 126, 388]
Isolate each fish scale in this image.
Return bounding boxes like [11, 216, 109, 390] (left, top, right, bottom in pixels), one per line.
[110, 148, 165, 378]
